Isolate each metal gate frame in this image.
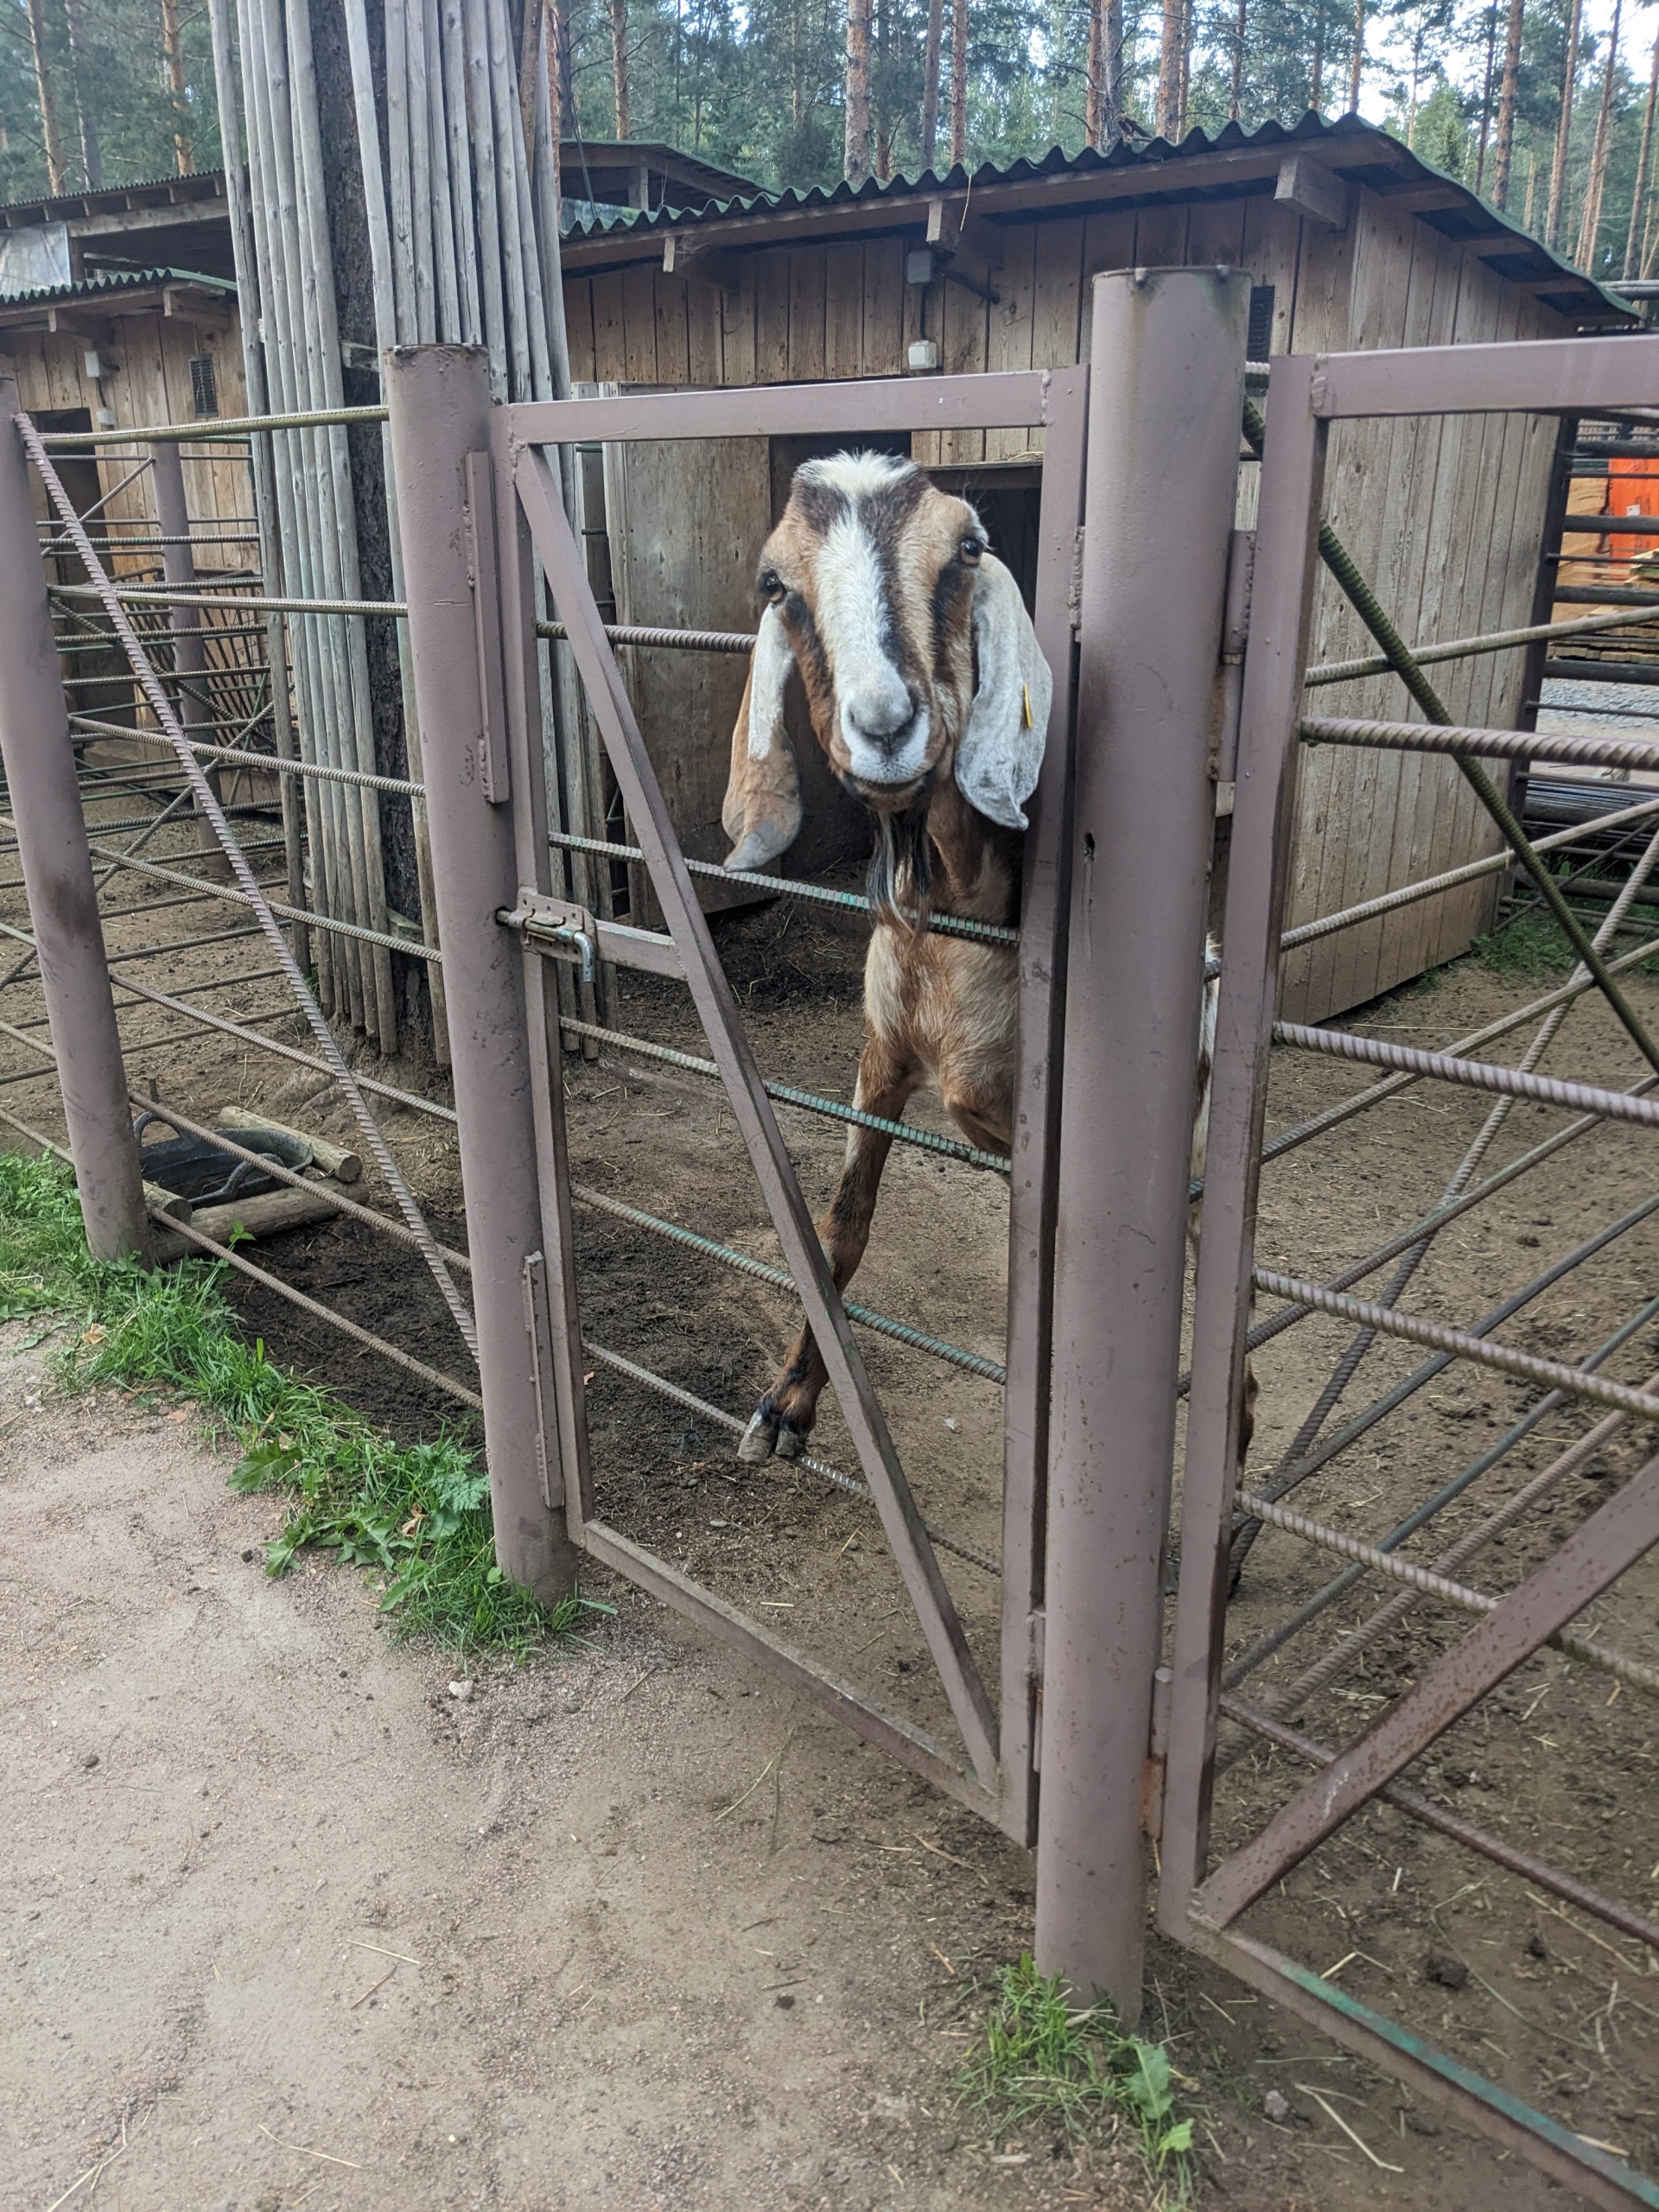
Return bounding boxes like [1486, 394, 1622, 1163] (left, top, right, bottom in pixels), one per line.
[1162, 334, 1659, 2210]
[383, 270, 1255, 2003]
[385, 347, 1090, 1842]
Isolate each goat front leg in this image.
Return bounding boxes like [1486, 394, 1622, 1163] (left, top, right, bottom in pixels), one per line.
[738, 1033, 918, 1466]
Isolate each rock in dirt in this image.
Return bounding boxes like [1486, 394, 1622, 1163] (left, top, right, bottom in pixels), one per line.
[448, 1679, 475, 1703]
[1263, 2088, 1293, 2125]
[1527, 1932, 1548, 1960]
[81, 1751, 99, 1769]
[1426, 1950, 1469, 1989]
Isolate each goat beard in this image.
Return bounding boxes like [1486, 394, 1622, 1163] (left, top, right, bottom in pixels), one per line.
[866, 800, 933, 938]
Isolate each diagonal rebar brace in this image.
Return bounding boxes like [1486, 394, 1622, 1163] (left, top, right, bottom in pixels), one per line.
[14, 410, 480, 1363]
[1243, 397, 1659, 1077]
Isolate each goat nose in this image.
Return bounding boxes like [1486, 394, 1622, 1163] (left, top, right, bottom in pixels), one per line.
[843, 678, 912, 744]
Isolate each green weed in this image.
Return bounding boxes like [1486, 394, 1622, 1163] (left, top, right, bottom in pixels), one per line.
[955, 1955, 1197, 2202]
[0, 1148, 594, 1657]
[1471, 906, 1578, 977]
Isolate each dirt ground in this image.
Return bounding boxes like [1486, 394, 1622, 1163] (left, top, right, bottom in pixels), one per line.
[0, 1326, 1605, 2212]
[3, 786, 1659, 2204]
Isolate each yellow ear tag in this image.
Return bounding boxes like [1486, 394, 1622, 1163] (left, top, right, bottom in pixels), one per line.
[1021, 682, 1033, 729]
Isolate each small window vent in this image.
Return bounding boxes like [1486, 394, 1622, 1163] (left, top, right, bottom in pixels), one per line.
[1247, 284, 1276, 363]
[188, 353, 219, 419]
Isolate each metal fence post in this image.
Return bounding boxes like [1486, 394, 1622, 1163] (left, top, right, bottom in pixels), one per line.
[384, 343, 580, 1606]
[0, 385, 149, 1261]
[1035, 268, 1249, 2019]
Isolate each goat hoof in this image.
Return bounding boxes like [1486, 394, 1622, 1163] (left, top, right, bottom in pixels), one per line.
[773, 1422, 804, 1461]
[737, 1409, 778, 1465]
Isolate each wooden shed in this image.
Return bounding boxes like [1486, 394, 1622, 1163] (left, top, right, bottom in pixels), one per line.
[556, 113, 1636, 1020]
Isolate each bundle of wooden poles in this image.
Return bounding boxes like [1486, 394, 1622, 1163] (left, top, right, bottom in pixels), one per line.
[206, 0, 588, 1059]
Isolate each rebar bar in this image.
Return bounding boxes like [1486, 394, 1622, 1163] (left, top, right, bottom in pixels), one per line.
[1304, 713, 1659, 778]
[1219, 1698, 1659, 1958]
[1272, 1021, 1659, 1128]
[1243, 394, 1659, 1079]
[537, 619, 756, 655]
[39, 408, 387, 448]
[132, 1095, 472, 1274]
[581, 1337, 1000, 1575]
[549, 830, 1020, 946]
[49, 583, 406, 618]
[161, 1209, 481, 1408]
[561, 1018, 1011, 1173]
[73, 718, 423, 797]
[1233, 1489, 1659, 1697]
[572, 1182, 1007, 1382]
[1305, 602, 1659, 688]
[1253, 1265, 1659, 1422]
[19, 412, 475, 1354]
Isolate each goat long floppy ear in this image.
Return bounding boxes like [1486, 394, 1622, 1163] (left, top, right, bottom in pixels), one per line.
[722, 601, 802, 871]
[954, 552, 1053, 832]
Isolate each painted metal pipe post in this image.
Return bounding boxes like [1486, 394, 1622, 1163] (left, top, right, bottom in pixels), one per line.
[1035, 268, 1249, 2018]
[385, 343, 579, 1605]
[0, 384, 149, 1260]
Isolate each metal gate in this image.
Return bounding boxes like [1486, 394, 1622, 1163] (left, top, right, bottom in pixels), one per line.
[384, 271, 1255, 2015]
[1163, 334, 1659, 2209]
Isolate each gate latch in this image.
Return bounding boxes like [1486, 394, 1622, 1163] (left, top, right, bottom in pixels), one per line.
[499, 888, 598, 984]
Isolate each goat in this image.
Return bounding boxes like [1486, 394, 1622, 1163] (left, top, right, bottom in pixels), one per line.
[719, 450, 1240, 1468]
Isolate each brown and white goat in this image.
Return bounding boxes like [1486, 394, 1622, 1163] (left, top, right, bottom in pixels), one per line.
[720, 451, 1232, 1467]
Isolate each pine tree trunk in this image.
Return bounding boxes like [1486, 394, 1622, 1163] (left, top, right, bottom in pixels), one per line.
[63, 0, 99, 187]
[1574, 0, 1622, 265]
[1546, 0, 1583, 249]
[160, 0, 193, 173]
[1490, 0, 1523, 207]
[1178, 0, 1192, 133]
[1310, 15, 1324, 108]
[1229, 0, 1246, 118]
[1624, 20, 1659, 276]
[1348, 0, 1364, 109]
[24, 0, 67, 194]
[849, 0, 862, 148]
[1472, 0, 1497, 194]
[1102, 0, 1122, 140]
[610, 0, 631, 139]
[844, 0, 871, 182]
[1086, 0, 1104, 144]
[1157, 0, 1182, 136]
[948, 0, 967, 165]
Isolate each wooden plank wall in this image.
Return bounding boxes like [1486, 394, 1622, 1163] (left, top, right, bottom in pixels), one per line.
[563, 193, 1567, 1018]
[3, 315, 252, 576]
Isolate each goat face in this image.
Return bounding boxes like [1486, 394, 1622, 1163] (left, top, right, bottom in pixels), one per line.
[721, 452, 1052, 873]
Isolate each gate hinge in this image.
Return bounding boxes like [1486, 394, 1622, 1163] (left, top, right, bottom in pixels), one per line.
[499, 887, 598, 983]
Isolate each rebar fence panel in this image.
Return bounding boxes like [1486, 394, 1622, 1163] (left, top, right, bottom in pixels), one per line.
[1165, 333, 1659, 2210]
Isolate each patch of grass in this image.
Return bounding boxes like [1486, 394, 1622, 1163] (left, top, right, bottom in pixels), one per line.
[955, 1955, 1196, 2202]
[1471, 906, 1578, 977]
[0, 1149, 594, 1657]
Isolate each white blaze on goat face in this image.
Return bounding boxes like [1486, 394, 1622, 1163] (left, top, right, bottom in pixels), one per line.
[815, 507, 931, 788]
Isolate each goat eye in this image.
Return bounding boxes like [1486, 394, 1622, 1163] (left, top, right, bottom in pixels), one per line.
[960, 537, 984, 565]
[760, 572, 785, 604]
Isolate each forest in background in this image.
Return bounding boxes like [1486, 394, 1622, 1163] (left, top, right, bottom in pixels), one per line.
[2, 0, 1656, 284]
